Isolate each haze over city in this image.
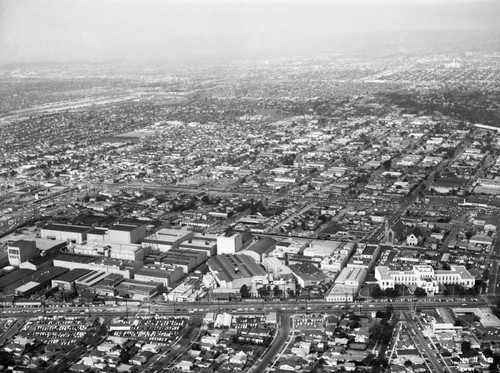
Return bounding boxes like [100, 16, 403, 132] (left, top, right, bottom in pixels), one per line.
[1, 0, 500, 65]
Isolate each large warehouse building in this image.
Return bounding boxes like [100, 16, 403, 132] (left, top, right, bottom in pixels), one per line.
[207, 254, 267, 290]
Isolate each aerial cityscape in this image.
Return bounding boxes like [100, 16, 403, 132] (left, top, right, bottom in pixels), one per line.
[1, 0, 500, 372]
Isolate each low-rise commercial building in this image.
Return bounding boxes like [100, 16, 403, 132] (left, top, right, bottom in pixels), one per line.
[142, 228, 194, 251]
[179, 236, 217, 258]
[115, 280, 163, 300]
[134, 265, 183, 287]
[7, 240, 39, 267]
[41, 224, 91, 244]
[72, 241, 146, 262]
[160, 248, 207, 274]
[289, 262, 329, 288]
[52, 268, 92, 291]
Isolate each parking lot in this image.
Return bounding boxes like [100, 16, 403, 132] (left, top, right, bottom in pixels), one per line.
[21, 316, 93, 347]
[110, 315, 188, 347]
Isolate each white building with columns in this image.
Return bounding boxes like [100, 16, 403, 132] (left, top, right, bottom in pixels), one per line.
[375, 265, 475, 295]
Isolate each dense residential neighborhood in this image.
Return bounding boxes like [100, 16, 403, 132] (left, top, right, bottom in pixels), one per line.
[1, 1, 500, 371]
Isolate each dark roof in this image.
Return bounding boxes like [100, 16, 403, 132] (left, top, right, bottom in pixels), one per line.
[43, 224, 91, 234]
[408, 226, 426, 239]
[276, 241, 291, 247]
[245, 238, 277, 256]
[487, 216, 500, 226]
[5, 267, 68, 291]
[362, 245, 378, 255]
[433, 177, 466, 188]
[167, 248, 206, 259]
[135, 268, 172, 279]
[390, 220, 408, 240]
[27, 266, 69, 284]
[54, 253, 97, 264]
[53, 268, 92, 283]
[0, 269, 35, 290]
[87, 227, 108, 235]
[162, 256, 194, 265]
[72, 214, 116, 226]
[94, 273, 124, 288]
[23, 254, 55, 267]
[397, 348, 419, 356]
[288, 262, 328, 282]
[110, 224, 138, 232]
[118, 218, 150, 227]
[9, 240, 36, 250]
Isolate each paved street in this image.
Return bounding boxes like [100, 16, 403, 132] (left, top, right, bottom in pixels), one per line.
[250, 314, 290, 373]
[402, 311, 443, 373]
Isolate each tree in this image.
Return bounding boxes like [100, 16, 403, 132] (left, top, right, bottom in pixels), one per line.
[465, 230, 475, 240]
[240, 284, 251, 299]
[369, 321, 394, 344]
[258, 286, 270, 298]
[282, 154, 296, 166]
[483, 268, 490, 281]
[385, 305, 394, 320]
[461, 341, 471, 352]
[414, 287, 427, 297]
[0, 350, 14, 366]
[446, 147, 456, 159]
[372, 284, 383, 298]
[273, 285, 282, 297]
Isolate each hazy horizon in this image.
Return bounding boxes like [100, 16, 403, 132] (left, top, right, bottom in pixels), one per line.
[1, 0, 500, 67]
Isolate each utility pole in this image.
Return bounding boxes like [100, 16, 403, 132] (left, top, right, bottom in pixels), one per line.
[125, 296, 128, 320]
[344, 293, 349, 315]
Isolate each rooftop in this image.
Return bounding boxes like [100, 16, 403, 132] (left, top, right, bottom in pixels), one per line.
[207, 254, 267, 283]
[42, 224, 91, 234]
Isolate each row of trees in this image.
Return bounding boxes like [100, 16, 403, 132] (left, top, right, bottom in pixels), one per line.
[372, 282, 481, 298]
[240, 284, 296, 299]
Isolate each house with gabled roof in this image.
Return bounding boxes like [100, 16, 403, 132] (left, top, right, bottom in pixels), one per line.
[385, 219, 427, 246]
[406, 226, 427, 246]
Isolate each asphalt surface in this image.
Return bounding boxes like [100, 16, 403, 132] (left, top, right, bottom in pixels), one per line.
[402, 311, 443, 373]
[250, 313, 290, 373]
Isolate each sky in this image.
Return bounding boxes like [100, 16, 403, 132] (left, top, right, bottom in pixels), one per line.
[0, 0, 499, 66]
